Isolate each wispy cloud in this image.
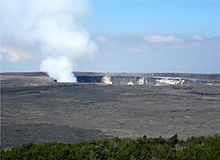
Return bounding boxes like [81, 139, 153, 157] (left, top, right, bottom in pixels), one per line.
[0, 47, 34, 62]
[95, 35, 107, 43]
[89, 34, 219, 73]
[129, 47, 144, 53]
[192, 35, 205, 41]
[143, 34, 180, 43]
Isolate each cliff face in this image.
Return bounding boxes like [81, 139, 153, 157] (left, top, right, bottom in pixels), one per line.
[1, 72, 219, 86]
[74, 72, 220, 86]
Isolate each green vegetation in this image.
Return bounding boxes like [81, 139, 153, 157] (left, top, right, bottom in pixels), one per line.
[1, 134, 220, 160]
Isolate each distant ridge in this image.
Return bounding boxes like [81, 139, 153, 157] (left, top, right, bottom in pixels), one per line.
[1, 72, 220, 80]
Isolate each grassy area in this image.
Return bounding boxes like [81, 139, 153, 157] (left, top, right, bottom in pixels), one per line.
[1, 134, 220, 160]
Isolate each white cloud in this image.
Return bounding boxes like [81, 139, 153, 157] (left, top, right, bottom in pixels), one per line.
[95, 35, 107, 42]
[0, 47, 34, 62]
[192, 35, 205, 41]
[144, 34, 180, 43]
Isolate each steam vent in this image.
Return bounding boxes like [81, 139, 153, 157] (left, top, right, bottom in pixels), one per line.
[74, 72, 220, 86]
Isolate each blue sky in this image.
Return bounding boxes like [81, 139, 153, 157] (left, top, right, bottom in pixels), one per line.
[1, 0, 220, 73]
[88, 1, 220, 36]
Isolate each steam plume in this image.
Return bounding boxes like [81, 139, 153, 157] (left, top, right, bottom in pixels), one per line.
[40, 56, 76, 82]
[1, 0, 97, 82]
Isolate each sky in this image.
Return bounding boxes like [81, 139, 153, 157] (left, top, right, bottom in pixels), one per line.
[1, 0, 220, 73]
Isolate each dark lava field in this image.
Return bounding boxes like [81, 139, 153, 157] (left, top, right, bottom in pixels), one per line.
[1, 72, 220, 148]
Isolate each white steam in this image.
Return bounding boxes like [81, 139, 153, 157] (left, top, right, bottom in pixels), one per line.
[1, 0, 97, 82]
[40, 56, 76, 82]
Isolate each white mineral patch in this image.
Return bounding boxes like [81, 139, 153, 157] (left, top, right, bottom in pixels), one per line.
[102, 75, 112, 85]
[156, 78, 185, 86]
[137, 77, 145, 85]
[127, 81, 134, 85]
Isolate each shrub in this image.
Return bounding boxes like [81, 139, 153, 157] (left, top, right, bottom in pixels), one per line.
[1, 135, 219, 160]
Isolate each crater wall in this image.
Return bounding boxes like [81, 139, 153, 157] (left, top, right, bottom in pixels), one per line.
[74, 72, 220, 86]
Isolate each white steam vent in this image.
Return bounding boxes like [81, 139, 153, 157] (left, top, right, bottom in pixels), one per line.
[40, 56, 76, 82]
[102, 75, 112, 85]
[1, 0, 97, 82]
